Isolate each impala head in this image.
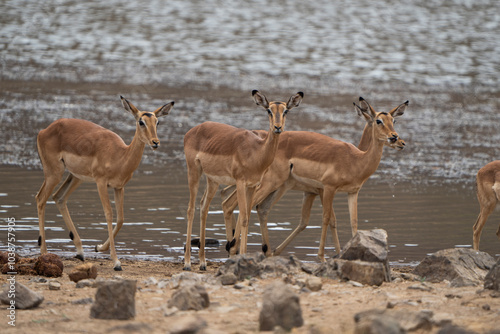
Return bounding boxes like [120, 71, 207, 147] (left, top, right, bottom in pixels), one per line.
[120, 96, 175, 150]
[252, 90, 304, 134]
[353, 97, 407, 150]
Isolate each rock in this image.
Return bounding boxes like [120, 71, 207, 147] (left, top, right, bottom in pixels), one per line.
[169, 272, 204, 289]
[217, 253, 265, 280]
[340, 260, 387, 286]
[109, 322, 152, 333]
[413, 248, 495, 287]
[168, 315, 208, 334]
[259, 281, 303, 331]
[354, 313, 404, 334]
[306, 277, 323, 292]
[48, 281, 61, 290]
[0, 282, 44, 309]
[71, 297, 93, 305]
[260, 255, 302, 276]
[340, 229, 391, 282]
[484, 259, 500, 291]
[167, 284, 209, 311]
[90, 280, 136, 320]
[314, 258, 387, 286]
[34, 253, 64, 277]
[68, 263, 98, 282]
[355, 309, 432, 333]
[220, 273, 238, 285]
[76, 279, 95, 288]
[2, 257, 37, 275]
[437, 324, 476, 334]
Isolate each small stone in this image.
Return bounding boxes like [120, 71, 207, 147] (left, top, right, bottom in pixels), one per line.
[167, 284, 210, 311]
[71, 297, 93, 305]
[306, 277, 322, 292]
[220, 273, 238, 286]
[68, 263, 98, 283]
[48, 281, 61, 290]
[168, 315, 207, 334]
[76, 279, 95, 288]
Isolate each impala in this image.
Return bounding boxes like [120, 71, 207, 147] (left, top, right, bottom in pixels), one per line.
[473, 160, 500, 250]
[183, 90, 303, 271]
[35, 96, 174, 270]
[222, 97, 407, 260]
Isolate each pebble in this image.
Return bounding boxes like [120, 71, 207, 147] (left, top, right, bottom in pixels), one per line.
[48, 281, 61, 290]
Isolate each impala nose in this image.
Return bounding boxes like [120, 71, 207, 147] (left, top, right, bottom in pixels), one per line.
[152, 140, 160, 149]
[274, 126, 282, 134]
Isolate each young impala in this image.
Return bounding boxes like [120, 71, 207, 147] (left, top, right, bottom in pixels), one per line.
[222, 97, 407, 260]
[36, 96, 174, 270]
[183, 90, 303, 271]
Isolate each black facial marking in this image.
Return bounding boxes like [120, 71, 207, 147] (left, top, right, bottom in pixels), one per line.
[142, 112, 153, 118]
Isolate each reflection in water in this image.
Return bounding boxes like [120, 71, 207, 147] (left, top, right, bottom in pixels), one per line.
[0, 165, 498, 265]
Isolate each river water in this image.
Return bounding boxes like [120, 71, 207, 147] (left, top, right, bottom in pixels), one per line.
[0, 0, 499, 266]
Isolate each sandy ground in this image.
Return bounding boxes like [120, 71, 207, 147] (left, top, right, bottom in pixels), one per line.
[1, 256, 499, 334]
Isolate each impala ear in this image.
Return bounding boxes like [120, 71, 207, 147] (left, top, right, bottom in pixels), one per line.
[154, 101, 175, 117]
[353, 97, 375, 121]
[390, 100, 409, 118]
[252, 90, 269, 109]
[286, 92, 304, 110]
[120, 96, 140, 117]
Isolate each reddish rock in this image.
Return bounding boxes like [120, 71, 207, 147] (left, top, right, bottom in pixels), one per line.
[69, 263, 98, 282]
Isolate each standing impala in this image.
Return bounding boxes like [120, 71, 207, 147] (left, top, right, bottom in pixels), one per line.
[222, 97, 407, 260]
[473, 160, 500, 250]
[36, 96, 174, 271]
[183, 90, 303, 271]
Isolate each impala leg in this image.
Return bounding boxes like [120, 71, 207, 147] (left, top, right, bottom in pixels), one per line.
[36, 176, 62, 255]
[52, 174, 84, 260]
[273, 191, 317, 256]
[318, 188, 335, 262]
[96, 188, 125, 252]
[240, 185, 256, 254]
[184, 165, 201, 271]
[347, 192, 359, 236]
[199, 178, 219, 271]
[257, 185, 288, 256]
[473, 182, 498, 250]
[221, 187, 238, 251]
[96, 181, 121, 271]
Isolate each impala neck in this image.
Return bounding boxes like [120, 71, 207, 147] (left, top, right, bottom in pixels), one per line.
[358, 127, 386, 180]
[260, 127, 281, 168]
[357, 122, 373, 151]
[122, 126, 147, 173]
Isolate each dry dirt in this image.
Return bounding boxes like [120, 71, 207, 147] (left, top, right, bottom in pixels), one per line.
[1, 256, 500, 334]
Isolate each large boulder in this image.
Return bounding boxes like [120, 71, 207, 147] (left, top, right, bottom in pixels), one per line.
[259, 281, 303, 331]
[90, 280, 136, 320]
[340, 229, 391, 282]
[484, 259, 500, 291]
[314, 258, 387, 286]
[413, 248, 495, 287]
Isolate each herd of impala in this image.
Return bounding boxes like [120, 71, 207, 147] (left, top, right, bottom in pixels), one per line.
[35, 91, 500, 271]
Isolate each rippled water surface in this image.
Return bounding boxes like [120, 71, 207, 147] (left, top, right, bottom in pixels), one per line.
[1, 0, 499, 264]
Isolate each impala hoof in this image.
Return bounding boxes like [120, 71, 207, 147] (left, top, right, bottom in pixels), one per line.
[183, 266, 191, 271]
[113, 264, 122, 271]
[199, 265, 207, 271]
[75, 254, 85, 261]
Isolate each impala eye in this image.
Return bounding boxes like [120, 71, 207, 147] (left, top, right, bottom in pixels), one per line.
[139, 120, 145, 126]
[376, 119, 383, 125]
[283, 109, 288, 115]
[156, 120, 160, 126]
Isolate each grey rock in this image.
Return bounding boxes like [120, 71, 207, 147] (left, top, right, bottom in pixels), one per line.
[71, 297, 93, 305]
[167, 284, 209, 311]
[355, 313, 405, 334]
[314, 258, 387, 286]
[76, 279, 95, 288]
[413, 248, 495, 287]
[437, 324, 476, 334]
[355, 308, 432, 333]
[217, 253, 265, 280]
[260, 255, 302, 275]
[168, 315, 207, 334]
[169, 272, 204, 289]
[259, 281, 303, 331]
[109, 322, 152, 333]
[48, 281, 61, 290]
[484, 259, 500, 291]
[90, 280, 136, 320]
[0, 282, 44, 309]
[340, 229, 391, 282]
[306, 277, 323, 292]
[220, 273, 238, 286]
